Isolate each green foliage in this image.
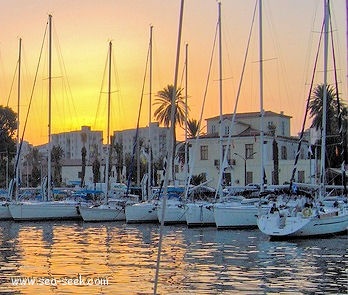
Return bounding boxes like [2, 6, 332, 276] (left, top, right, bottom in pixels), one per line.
[51, 145, 64, 186]
[309, 84, 348, 169]
[0, 106, 17, 188]
[80, 146, 87, 187]
[154, 85, 188, 181]
[190, 173, 206, 186]
[186, 118, 203, 138]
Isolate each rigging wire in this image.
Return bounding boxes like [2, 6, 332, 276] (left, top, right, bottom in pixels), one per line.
[183, 15, 219, 200]
[52, 22, 79, 130]
[329, 7, 347, 194]
[14, 21, 49, 175]
[289, 14, 325, 191]
[6, 61, 18, 107]
[125, 35, 150, 197]
[93, 48, 109, 132]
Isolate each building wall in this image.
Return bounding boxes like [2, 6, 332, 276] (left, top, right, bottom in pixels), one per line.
[114, 122, 170, 162]
[179, 133, 311, 188]
[206, 111, 292, 138]
[51, 126, 102, 162]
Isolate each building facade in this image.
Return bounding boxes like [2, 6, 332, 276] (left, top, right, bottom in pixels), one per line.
[113, 122, 170, 164]
[178, 111, 313, 188]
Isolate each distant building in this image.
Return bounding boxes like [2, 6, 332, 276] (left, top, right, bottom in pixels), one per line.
[113, 122, 170, 163]
[176, 111, 313, 188]
[51, 126, 103, 162]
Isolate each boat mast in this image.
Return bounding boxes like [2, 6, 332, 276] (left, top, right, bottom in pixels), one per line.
[147, 25, 153, 201]
[218, 1, 224, 193]
[258, 0, 265, 192]
[184, 43, 188, 186]
[15, 38, 21, 201]
[320, 0, 329, 193]
[154, 0, 184, 293]
[105, 41, 112, 203]
[47, 15, 52, 202]
[259, 0, 265, 192]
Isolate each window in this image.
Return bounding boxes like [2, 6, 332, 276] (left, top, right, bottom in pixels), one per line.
[200, 145, 208, 160]
[245, 144, 254, 159]
[281, 146, 287, 160]
[298, 171, 305, 183]
[246, 171, 253, 185]
[211, 125, 216, 134]
[281, 121, 285, 136]
[224, 125, 230, 136]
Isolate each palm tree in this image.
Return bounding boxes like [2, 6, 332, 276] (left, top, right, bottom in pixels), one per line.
[80, 132, 87, 187]
[154, 84, 187, 180]
[92, 158, 100, 190]
[187, 118, 204, 138]
[51, 145, 64, 186]
[309, 83, 348, 169]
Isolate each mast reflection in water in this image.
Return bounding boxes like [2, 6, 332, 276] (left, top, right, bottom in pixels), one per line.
[0, 221, 346, 294]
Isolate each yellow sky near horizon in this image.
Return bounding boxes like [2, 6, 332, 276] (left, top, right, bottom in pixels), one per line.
[0, 0, 347, 146]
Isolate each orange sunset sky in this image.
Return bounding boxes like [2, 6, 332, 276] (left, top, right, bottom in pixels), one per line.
[0, 0, 347, 146]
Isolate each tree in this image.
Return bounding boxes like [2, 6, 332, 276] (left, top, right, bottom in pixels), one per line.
[113, 141, 123, 182]
[186, 118, 203, 138]
[309, 84, 348, 169]
[154, 85, 187, 181]
[92, 158, 100, 189]
[268, 123, 279, 185]
[81, 146, 87, 187]
[80, 132, 87, 187]
[0, 106, 17, 188]
[190, 173, 206, 186]
[51, 145, 64, 186]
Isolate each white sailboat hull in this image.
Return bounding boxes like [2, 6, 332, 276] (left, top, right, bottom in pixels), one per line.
[79, 204, 125, 222]
[185, 202, 215, 227]
[9, 201, 80, 221]
[0, 202, 12, 220]
[214, 202, 270, 229]
[125, 201, 158, 223]
[157, 200, 187, 224]
[257, 208, 348, 238]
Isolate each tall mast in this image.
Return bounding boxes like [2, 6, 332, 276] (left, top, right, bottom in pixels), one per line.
[105, 41, 112, 203]
[218, 1, 223, 193]
[147, 25, 153, 201]
[259, 0, 265, 192]
[184, 43, 188, 186]
[47, 15, 52, 201]
[154, 1, 184, 293]
[15, 38, 21, 201]
[320, 0, 329, 192]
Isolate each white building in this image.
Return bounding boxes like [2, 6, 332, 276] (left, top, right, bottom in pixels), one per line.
[114, 122, 170, 163]
[178, 111, 313, 188]
[51, 126, 103, 161]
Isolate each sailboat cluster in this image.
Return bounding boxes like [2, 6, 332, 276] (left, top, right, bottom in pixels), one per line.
[0, 182, 347, 240]
[2, 0, 348, 241]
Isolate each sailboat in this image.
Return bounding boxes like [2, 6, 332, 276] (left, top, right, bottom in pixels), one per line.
[0, 39, 23, 220]
[185, 3, 223, 227]
[125, 26, 160, 224]
[79, 41, 129, 222]
[9, 15, 81, 221]
[257, 0, 348, 239]
[213, 0, 273, 229]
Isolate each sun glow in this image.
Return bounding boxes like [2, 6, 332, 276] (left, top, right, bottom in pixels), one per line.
[1, 0, 347, 146]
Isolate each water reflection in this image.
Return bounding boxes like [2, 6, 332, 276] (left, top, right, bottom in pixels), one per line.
[0, 221, 346, 294]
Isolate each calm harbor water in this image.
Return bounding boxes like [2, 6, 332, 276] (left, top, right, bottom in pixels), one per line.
[0, 220, 346, 294]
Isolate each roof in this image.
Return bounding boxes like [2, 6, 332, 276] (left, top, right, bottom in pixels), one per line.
[206, 111, 292, 121]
